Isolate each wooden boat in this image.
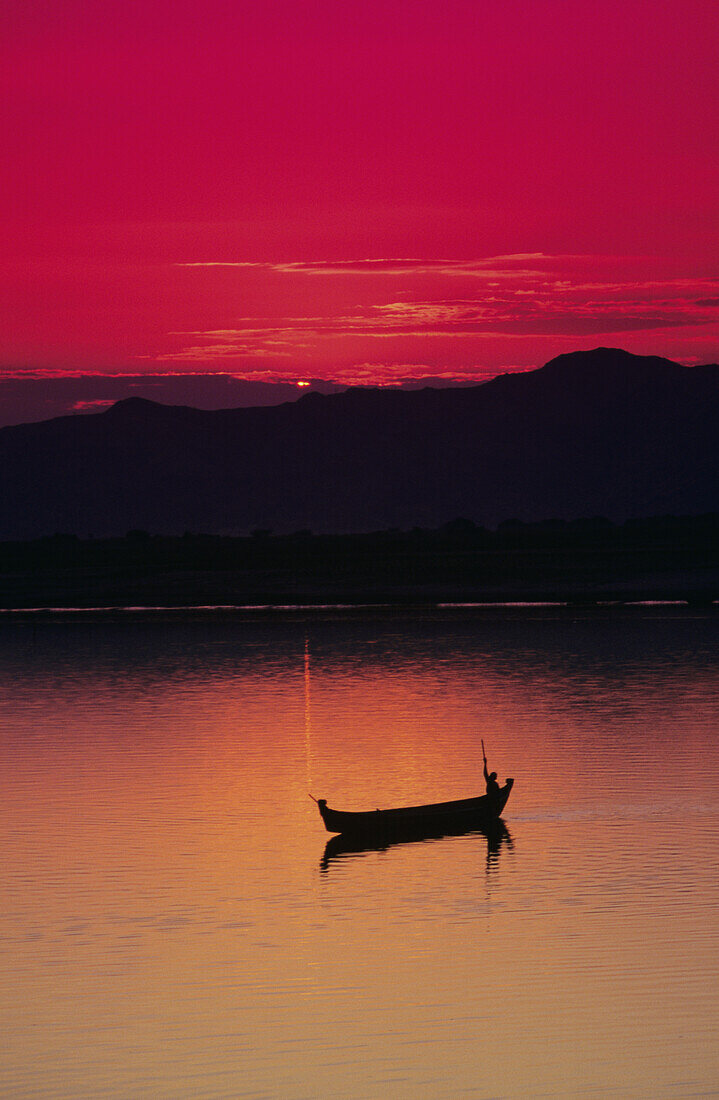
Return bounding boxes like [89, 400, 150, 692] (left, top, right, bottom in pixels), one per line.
[316, 777, 513, 836]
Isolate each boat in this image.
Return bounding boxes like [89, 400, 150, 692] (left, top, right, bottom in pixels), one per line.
[315, 777, 514, 837]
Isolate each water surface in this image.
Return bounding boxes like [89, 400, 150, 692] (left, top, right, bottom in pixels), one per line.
[1, 608, 718, 1098]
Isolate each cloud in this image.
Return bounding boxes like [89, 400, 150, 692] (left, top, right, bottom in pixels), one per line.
[152, 283, 719, 365]
[121, 254, 719, 372]
[174, 254, 557, 278]
[72, 399, 115, 412]
[150, 342, 296, 362]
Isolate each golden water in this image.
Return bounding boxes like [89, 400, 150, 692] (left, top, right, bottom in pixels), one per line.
[1, 609, 718, 1098]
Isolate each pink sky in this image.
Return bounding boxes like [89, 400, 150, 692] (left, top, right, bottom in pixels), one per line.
[2, 0, 718, 419]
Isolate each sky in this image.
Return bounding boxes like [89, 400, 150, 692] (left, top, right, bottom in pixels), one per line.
[2, 0, 718, 424]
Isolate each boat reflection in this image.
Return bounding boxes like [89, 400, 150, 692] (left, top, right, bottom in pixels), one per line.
[320, 818, 513, 873]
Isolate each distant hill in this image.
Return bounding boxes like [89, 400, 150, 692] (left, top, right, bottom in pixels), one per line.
[1, 347, 718, 538]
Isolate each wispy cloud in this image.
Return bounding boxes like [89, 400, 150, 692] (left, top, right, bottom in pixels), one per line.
[174, 254, 550, 277]
[152, 342, 296, 362]
[133, 254, 719, 373]
[72, 399, 115, 412]
[154, 282, 719, 364]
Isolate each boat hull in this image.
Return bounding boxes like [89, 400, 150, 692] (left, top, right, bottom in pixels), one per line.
[318, 778, 514, 836]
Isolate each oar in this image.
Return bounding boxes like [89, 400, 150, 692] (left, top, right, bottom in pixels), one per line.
[308, 792, 319, 804]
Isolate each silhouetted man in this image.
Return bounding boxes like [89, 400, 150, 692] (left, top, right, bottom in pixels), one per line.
[482, 740, 500, 797]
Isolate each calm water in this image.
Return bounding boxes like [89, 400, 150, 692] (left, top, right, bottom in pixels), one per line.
[1, 608, 718, 1099]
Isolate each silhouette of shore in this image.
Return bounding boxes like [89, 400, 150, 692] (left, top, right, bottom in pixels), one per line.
[0, 514, 717, 609]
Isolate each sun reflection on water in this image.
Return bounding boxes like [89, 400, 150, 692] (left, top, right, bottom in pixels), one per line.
[0, 610, 718, 1098]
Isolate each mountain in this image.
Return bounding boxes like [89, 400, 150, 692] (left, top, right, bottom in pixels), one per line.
[1, 347, 718, 538]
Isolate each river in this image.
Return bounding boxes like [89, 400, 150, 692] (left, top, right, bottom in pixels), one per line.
[2, 606, 718, 1098]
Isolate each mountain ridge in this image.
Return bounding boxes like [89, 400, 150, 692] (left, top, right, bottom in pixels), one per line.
[1, 347, 718, 538]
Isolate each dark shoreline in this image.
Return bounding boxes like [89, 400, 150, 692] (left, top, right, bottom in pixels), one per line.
[1, 515, 718, 612]
[1, 602, 717, 631]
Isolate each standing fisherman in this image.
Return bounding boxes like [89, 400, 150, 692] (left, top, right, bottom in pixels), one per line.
[482, 739, 500, 797]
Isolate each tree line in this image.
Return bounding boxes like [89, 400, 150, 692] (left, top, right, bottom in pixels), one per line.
[0, 513, 718, 572]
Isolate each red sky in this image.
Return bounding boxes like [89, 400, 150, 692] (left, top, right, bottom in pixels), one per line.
[2, 0, 718, 422]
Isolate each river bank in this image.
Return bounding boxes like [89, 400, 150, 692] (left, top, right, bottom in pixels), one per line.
[1, 517, 718, 609]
